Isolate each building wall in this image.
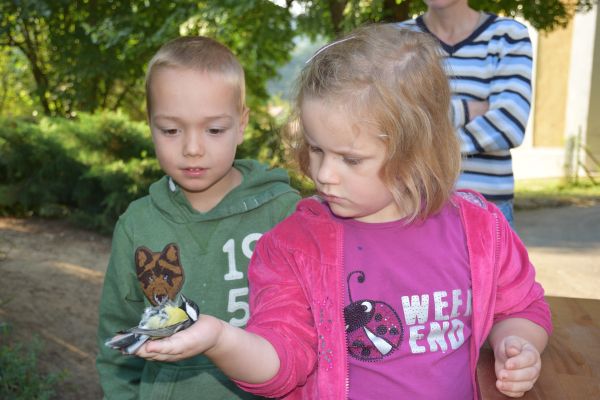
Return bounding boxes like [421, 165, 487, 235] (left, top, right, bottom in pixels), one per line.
[532, 21, 573, 147]
[512, 4, 599, 179]
[586, 5, 600, 172]
[564, 4, 599, 176]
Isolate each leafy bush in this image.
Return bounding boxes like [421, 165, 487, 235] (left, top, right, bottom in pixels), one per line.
[0, 327, 64, 400]
[0, 117, 87, 211]
[72, 157, 162, 233]
[0, 111, 311, 233]
[45, 112, 154, 163]
[0, 113, 162, 233]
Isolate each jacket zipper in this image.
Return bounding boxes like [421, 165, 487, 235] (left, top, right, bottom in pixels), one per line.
[473, 211, 501, 400]
[336, 221, 350, 400]
[459, 196, 492, 400]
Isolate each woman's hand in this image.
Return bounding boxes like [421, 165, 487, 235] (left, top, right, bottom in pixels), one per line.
[467, 100, 489, 120]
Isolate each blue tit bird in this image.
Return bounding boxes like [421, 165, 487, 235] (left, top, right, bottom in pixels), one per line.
[105, 294, 200, 355]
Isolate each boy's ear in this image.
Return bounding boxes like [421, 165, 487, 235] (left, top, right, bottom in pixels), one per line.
[237, 106, 250, 145]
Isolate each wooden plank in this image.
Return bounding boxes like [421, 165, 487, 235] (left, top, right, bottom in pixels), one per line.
[478, 296, 600, 399]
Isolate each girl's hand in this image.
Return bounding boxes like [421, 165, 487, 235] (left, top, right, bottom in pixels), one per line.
[493, 335, 542, 397]
[135, 314, 225, 362]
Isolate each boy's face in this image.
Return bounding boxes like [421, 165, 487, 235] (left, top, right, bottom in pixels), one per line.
[301, 98, 402, 223]
[149, 67, 248, 211]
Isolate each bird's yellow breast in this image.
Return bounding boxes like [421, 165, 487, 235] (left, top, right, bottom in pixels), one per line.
[164, 304, 188, 326]
[144, 304, 188, 329]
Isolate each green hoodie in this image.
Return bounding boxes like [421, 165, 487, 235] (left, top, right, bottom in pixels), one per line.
[96, 159, 300, 400]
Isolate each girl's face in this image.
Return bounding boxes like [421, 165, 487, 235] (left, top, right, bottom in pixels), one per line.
[301, 98, 403, 223]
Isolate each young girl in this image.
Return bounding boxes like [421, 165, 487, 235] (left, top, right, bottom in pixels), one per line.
[138, 25, 552, 399]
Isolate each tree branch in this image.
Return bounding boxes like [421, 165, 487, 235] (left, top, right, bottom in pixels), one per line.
[381, 0, 410, 23]
[329, 0, 348, 34]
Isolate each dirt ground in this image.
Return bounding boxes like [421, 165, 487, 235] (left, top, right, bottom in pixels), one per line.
[0, 217, 109, 399]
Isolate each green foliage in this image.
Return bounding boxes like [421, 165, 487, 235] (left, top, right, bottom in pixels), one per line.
[0, 111, 313, 232]
[73, 158, 162, 232]
[0, 328, 64, 400]
[469, 0, 598, 31]
[0, 0, 597, 119]
[0, 117, 86, 211]
[0, 0, 296, 118]
[0, 113, 162, 233]
[46, 113, 154, 163]
[179, 0, 295, 110]
[0, 0, 185, 116]
[0, 47, 37, 117]
[292, 0, 598, 38]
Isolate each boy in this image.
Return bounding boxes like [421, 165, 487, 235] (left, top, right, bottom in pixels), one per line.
[95, 36, 300, 399]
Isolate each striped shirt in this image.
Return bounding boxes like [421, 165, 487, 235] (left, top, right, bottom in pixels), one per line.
[397, 14, 532, 200]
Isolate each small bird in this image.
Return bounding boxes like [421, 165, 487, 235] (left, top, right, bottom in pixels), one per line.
[105, 294, 200, 355]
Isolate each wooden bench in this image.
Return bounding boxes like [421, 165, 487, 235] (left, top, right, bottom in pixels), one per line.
[477, 296, 600, 399]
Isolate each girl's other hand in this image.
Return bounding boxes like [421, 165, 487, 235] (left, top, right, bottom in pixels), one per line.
[493, 335, 541, 398]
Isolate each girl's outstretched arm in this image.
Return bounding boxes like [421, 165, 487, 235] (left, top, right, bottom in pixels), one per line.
[488, 317, 548, 398]
[135, 314, 280, 384]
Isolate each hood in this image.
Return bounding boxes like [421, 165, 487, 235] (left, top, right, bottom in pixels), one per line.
[149, 159, 297, 223]
[297, 196, 326, 214]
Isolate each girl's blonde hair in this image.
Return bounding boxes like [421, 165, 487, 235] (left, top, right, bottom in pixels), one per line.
[145, 36, 246, 116]
[286, 24, 460, 221]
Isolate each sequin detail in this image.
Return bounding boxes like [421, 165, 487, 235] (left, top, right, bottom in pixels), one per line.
[456, 191, 485, 208]
[345, 271, 403, 361]
[317, 297, 335, 371]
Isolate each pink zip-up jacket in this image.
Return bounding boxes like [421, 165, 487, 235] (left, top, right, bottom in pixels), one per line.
[237, 191, 552, 399]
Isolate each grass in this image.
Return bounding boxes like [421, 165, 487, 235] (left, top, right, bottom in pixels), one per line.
[514, 177, 600, 210]
[0, 325, 65, 400]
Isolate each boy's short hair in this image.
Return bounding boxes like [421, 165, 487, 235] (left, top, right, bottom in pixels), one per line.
[145, 36, 246, 116]
[286, 24, 460, 221]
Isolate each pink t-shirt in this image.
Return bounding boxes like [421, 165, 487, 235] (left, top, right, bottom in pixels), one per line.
[337, 202, 473, 399]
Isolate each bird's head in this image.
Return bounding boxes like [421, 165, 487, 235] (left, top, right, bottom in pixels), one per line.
[179, 294, 200, 322]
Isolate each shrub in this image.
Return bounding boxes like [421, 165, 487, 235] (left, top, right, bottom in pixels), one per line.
[0, 118, 87, 213]
[0, 327, 64, 400]
[0, 111, 311, 233]
[45, 112, 153, 163]
[72, 157, 161, 233]
[0, 113, 161, 232]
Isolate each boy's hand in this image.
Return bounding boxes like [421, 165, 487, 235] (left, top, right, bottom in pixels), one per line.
[135, 314, 225, 362]
[493, 335, 541, 397]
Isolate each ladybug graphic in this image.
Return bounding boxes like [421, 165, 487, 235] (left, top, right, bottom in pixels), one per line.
[344, 271, 403, 361]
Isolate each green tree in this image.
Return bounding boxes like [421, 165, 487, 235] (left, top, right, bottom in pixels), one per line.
[0, 0, 295, 119]
[0, 0, 596, 118]
[291, 0, 598, 38]
[0, 0, 183, 116]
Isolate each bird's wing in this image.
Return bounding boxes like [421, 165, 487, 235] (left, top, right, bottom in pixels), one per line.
[105, 332, 138, 349]
[128, 319, 192, 338]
